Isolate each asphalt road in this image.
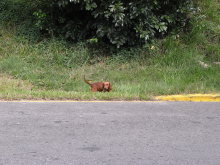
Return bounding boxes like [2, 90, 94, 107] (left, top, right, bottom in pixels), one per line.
[0, 101, 220, 165]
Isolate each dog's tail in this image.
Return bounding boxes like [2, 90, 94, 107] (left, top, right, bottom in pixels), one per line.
[84, 76, 92, 86]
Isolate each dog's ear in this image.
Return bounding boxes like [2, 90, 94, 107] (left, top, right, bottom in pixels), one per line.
[108, 82, 112, 91]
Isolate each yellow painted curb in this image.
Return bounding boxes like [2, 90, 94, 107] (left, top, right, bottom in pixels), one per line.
[155, 94, 220, 102]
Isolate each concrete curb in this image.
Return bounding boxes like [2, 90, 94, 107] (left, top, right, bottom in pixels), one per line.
[0, 100, 155, 103]
[155, 94, 220, 102]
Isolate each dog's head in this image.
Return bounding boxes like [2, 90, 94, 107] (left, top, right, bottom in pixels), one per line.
[103, 82, 112, 92]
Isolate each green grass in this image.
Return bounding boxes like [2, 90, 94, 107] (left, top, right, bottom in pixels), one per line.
[0, 0, 219, 100]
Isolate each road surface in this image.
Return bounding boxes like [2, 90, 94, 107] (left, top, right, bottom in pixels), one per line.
[0, 101, 220, 165]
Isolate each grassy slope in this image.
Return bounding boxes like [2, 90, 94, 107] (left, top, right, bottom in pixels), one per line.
[0, 0, 219, 100]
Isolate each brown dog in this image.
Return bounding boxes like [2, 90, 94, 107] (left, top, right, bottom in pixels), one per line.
[84, 76, 112, 92]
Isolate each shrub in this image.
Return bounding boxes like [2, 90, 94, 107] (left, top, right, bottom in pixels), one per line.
[0, 0, 196, 47]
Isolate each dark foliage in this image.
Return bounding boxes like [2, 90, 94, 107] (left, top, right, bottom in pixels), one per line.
[0, 0, 196, 47]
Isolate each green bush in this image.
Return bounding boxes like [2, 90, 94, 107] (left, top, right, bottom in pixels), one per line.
[0, 0, 196, 47]
[0, 0, 47, 39]
[49, 0, 196, 47]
